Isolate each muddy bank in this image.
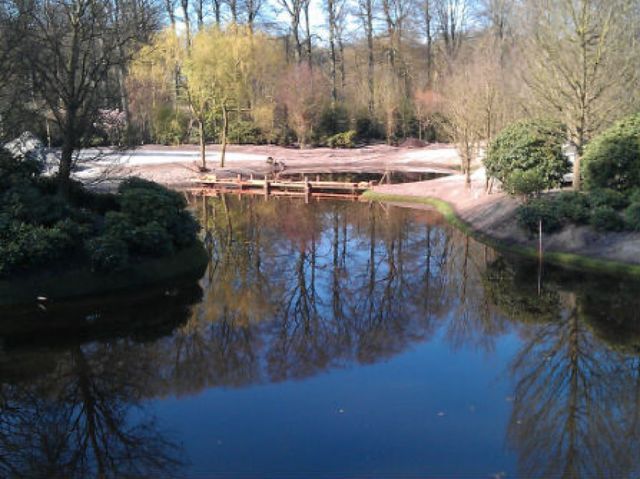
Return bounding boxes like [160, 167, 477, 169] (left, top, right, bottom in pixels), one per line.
[370, 173, 640, 270]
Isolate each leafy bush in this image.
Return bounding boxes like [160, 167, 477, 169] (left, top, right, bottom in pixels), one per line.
[318, 105, 350, 138]
[587, 188, 629, 210]
[129, 221, 174, 257]
[0, 149, 199, 276]
[118, 177, 187, 227]
[505, 170, 547, 198]
[326, 130, 357, 148]
[0, 222, 74, 275]
[85, 236, 130, 272]
[169, 210, 201, 248]
[516, 199, 563, 235]
[554, 192, 590, 224]
[104, 211, 135, 241]
[485, 119, 570, 197]
[114, 177, 199, 256]
[354, 112, 383, 140]
[629, 188, 640, 205]
[625, 203, 640, 231]
[589, 206, 624, 232]
[582, 113, 640, 193]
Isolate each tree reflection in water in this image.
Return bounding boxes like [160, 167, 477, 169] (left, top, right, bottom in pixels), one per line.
[2, 196, 640, 477]
[485, 259, 640, 478]
[0, 284, 202, 478]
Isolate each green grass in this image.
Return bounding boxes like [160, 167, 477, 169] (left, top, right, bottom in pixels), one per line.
[363, 190, 640, 277]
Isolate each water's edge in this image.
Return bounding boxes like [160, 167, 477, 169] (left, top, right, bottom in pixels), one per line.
[363, 190, 640, 277]
[0, 243, 208, 307]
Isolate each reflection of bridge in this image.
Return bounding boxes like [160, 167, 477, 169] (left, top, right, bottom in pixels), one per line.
[193, 175, 374, 201]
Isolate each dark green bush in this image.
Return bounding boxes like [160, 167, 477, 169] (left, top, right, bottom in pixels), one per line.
[587, 188, 629, 210]
[0, 222, 74, 275]
[115, 178, 198, 254]
[554, 192, 590, 224]
[318, 105, 350, 138]
[582, 113, 640, 193]
[85, 236, 130, 272]
[485, 119, 570, 197]
[104, 211, 135, 241]
[118, 177, 186, 227]
[168, 210, 201, 248]
[326, 130, 357, 148]
[589, 206, 624, 232]
[129, 221, 174, 257]
[505, 170, 547, 198]
[629, 188, 640, 205]
[354, 112, 383, 140]
[516, 199, 563, 235]
[0, 147, 199, 276]
[624, 203, 640, 231]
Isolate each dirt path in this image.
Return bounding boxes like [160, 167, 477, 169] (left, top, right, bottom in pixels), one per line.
[373, 172, 640, 267]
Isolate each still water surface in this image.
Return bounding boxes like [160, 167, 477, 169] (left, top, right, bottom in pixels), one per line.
[2, 197, 640, 478]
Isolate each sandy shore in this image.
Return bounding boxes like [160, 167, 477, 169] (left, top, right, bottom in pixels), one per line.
[372, 173, 640, 268]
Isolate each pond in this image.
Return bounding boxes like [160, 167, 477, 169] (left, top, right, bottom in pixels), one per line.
[1, 196, 640, 478]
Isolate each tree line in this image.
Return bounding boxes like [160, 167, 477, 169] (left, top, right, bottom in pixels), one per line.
[1, 0, 639, 186]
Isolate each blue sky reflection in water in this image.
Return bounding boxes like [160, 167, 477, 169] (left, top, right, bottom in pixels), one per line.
[1, 196, 640, 478]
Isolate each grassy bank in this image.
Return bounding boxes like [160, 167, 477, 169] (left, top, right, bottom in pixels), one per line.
[0, 243, 209, 307]
[363, 190, 640, 277]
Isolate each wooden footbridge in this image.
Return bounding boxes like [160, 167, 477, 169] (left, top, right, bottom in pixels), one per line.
[193, 174, 374, 201]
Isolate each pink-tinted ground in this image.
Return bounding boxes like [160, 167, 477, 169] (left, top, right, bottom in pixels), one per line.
[85, 143, 461, 186]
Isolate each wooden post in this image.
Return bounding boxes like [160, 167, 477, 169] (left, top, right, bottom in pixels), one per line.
[304, 176, 311, 204]
[264, 179, 270, 198]
[538, 219, 543, 260]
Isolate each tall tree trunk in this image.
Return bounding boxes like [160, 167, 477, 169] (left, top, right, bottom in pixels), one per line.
[327, 0, 338, 104]
[220, 104, 229, 167]
[196, 0, 204, 29]
[166, 0, 176, 29]
[199, 117, 206, 170]
[212, 0, 221, 25]
[229, 0, 238, 23]
[337, 35, 346, 90]
[292, 15, 302, 63]
[304, 1, 312, 69]
[365, 0, 374, 115]
[181, 0, 191, 45]
[425, 0, 433, 87]
[59, 133, 75, 197]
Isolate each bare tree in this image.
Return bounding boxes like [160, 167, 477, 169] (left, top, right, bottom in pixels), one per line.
[181, 0, 191, 44]
[523, 0, 637, 190]
[356, 0, 376, 115]
[278, 0, 306, 63]
[212, 0, 222, 25]
[13, 0, 157, 195]
[435, 0, 468, 65]
[245, 0, 264, 31]
[423, 0, 434, 87]
[326, 0, 339, 103]
[226, 0, 238, 22]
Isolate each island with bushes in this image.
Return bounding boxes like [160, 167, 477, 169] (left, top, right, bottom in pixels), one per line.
[0, 150, 207, 306]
